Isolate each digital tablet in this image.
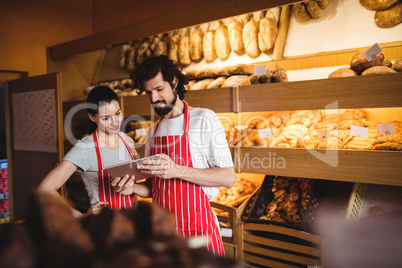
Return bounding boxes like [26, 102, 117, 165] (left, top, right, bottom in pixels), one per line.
[105, 155, 161, 181]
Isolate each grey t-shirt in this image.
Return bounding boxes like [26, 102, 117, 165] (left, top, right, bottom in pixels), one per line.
[63, 132, 136, 205]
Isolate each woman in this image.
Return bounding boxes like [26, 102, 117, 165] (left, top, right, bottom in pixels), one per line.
[37, 86, 138, 217]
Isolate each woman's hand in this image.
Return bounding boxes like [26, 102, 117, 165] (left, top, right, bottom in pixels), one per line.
[111, 175, 136, 195]
[86, 201, 108, 216]
[137, 153, 183, 179]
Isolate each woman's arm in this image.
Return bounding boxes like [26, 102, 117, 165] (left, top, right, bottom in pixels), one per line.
[36, 160, 83, 217]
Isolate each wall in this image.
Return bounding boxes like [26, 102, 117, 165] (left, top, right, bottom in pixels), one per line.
[0, 0, 92, 77]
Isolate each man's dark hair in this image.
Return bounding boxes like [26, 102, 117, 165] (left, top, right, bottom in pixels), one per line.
[131, 55, 188, 100]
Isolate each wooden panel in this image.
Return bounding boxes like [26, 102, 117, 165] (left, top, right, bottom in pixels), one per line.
[48, 0, 298, 59]
[239, 72, 402, 112]
[239, 147, 402, 186]
[121, 95, 155, 117]
[243, 243, 320, 266]
[243, 253, 295, 268]
[242, 223, 321, 245]
[243, 234, 320, 257]
[185, 87, 234, 113]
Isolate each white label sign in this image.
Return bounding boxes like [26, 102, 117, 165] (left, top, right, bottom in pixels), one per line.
[258, 128, 272, 139]
[135, 128, 147, 137]
[235, 125, 247, 130]
[254, 65, 267, 76]
[317, 129, 330, 139]
[364, 43, 382, 61]
[350, 125, 368, 138]
[377, 124, 395, 135]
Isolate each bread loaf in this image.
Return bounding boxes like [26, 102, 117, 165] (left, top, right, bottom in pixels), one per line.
[184, 69, 198, 80]
[293, 2, 311, 22]
[195, 67, 217, 79]
[237, 13, 252, 25]
[191, 79, 214, 90]
[135, 38, 151, 66]
[126, 41, 140, 72]
[168, 33, 180, 64]
[231, 63, 255, 75]
[258, 17, 278, 54]
[360, 0, 398, 11]
[153, 33, 169, 56]
[350, 50, 385, 73]
[216, 66, 233, 76]
[207, 77, 227, 89]
[203, 27, 217, 63]
[393, 57, 402, 72]
[315, 0, 330, 9]
[190, 27, 204, 62]
[243, 18, 261, 58]
[306, 0, 323, 19]
[178, 28, 191, 67]
[252, 11, 265, 28]
[119, 44, 131, 69]
[221, 75, 249, 87]
[361, 66, 397, 76]
[273, 67, 288, 82]
[328, 67, 358, 78]
[375, 3, 402, 28]
[266, 7, 281, 22]
[383, 58, 393, 68]
[215, 24, 231, 60]
[228, 19, 245, 55]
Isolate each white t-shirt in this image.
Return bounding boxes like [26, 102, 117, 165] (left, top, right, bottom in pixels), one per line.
[63, 133, 136, 205]
[145, 107, 234, 200]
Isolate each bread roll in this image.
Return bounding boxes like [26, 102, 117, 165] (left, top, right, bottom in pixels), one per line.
[221, 75, 249, 87]
[266, 202, 277, 213]
[275, 177, 290, 189]
[393, 57, 402, 72]
[190, 27, 204, 62]
[203, 27, 217, 63]
[169, 33, 180, 64]
[231, 63, 255, 75]
[361, 66, 397, 76]
[306, 0, 323, 19]
[191, 79, 214, 90]
[179, 28, 191, 67]
[375, 3, 402, 28]
[273, 67, 288, 82]
[258, 17, 278, 54]
[360, 0, 398, 11]
[328, 67, 358, 78]
[293, 2, 311, 22]
[383, 59, 392, 68]
[283, 201, 298, 214]
[153, 33, 169, 56]
[207, 77, 227, 89]
[215, 24, 231, 61]
[243, 18, 261, 58]
[315, 0, 330, 9]
[228, 19, 245, 55]
[350, 50, 385, 73]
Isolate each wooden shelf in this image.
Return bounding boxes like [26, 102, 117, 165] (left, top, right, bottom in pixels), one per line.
[239, 72, 402, 112]
[237, 147, 402, 187]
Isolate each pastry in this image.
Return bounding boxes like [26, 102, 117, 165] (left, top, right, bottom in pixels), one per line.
[375, 3, 402, 28]
[243, 18, 261, 58]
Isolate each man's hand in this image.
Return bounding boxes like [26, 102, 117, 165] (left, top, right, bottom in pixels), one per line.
[137, 153, 184, 179]
[111, 175, 135, 195]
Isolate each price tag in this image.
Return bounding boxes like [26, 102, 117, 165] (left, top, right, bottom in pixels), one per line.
[317, 129, 330, 139]
[254, 65, 267, 76]
[135, 128, 147, 137]
[377, 124, 395, 135]
[350, 125, 368, 138]
[258, 128, 272, 139]
[364, 43, 382, 61]
[235, 125, 247, 130]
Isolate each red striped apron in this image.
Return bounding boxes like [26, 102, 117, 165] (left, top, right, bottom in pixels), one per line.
[93, 130, 136, 209]
[150, 102, 225, 256]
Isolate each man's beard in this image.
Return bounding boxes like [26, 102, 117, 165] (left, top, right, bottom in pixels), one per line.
[152, 91, 178, 116]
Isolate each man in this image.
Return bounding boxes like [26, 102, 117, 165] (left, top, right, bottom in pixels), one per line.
[112, 55, 235, 256]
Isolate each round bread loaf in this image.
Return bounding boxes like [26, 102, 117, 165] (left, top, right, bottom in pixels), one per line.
[375, 3, 402, 28]
[360, 0, 399, 11]
[350, 50, 385, 73]
[329, 67, 358, 78]
[383, 58, 393, 68]
[293, 2, 311, 22]
[266, 202, 277, 213]
[283, 201, 298, 214]
[361, 66, 397, 76]
[393, 57, 402, 72]
[306, 0, 322, 19]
